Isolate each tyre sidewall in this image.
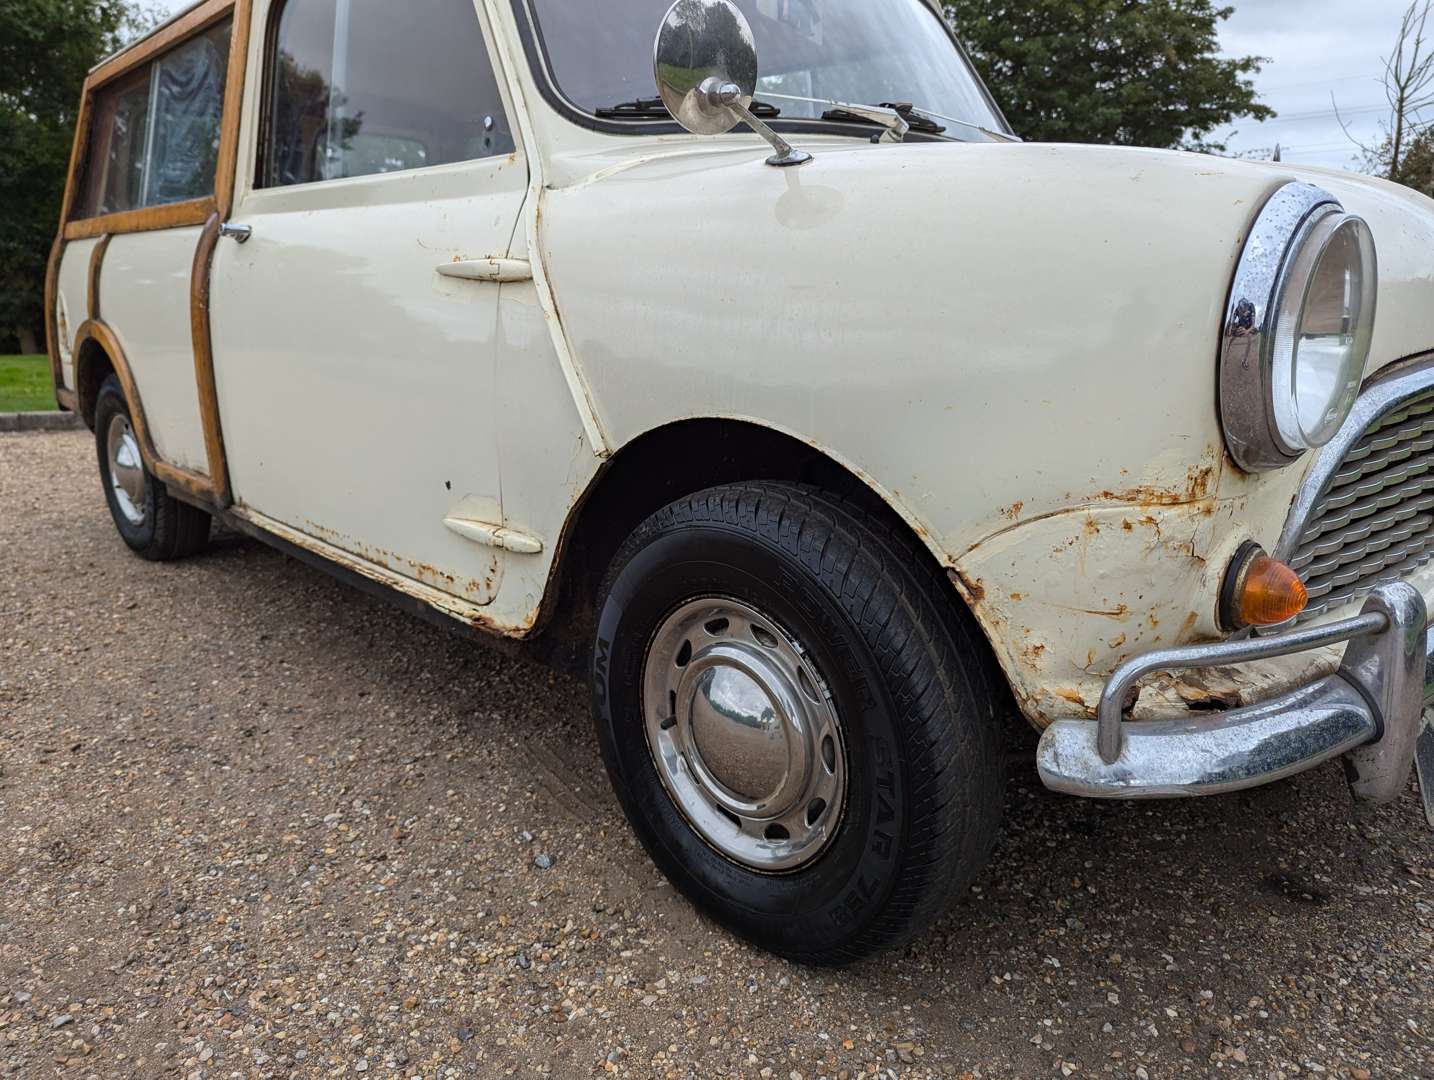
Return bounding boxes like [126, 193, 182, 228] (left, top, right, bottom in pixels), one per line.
[594, 523, 909, 957]
[95, 379, 160, 552]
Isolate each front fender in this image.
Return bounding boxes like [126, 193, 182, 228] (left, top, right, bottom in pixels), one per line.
[537, 138, 1403, 725]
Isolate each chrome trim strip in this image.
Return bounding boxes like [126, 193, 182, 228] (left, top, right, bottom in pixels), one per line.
[1274, 354, 1434, 565]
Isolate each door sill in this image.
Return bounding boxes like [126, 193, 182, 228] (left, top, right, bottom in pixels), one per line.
[229, 507, 504, 624]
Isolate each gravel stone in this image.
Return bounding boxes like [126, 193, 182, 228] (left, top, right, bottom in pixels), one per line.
[2, 430, 1432, 1078]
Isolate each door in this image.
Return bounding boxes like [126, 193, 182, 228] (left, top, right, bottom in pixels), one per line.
[209, 0, 524, 606]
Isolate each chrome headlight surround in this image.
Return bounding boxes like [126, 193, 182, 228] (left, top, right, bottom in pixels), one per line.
[1219, 182, 1378, 472]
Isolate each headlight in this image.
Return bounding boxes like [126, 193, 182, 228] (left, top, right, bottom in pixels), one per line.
[1219, 182, 1378, 472]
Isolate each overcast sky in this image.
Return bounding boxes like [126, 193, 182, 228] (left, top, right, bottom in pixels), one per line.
[158, 0, 1418, 172]
[1215, 0, 1418, 169]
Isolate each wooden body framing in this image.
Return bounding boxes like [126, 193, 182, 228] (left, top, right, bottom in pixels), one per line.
[45, 0, 252, 510]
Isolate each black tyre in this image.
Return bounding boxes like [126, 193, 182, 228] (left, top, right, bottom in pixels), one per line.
[593, 482, 1005, 963]
[94, 374, 211, 561]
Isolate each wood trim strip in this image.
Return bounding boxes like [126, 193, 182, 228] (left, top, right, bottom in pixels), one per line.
[72, 319, 218, 505]
[181, 0, 251, 509]
[215, 0, 253, 219]
[64, 197, 216, 241]
[46, 79, 92, 402]
[44, 233, 66, 398]
[59, 92, 91, 227]
[190, 214, 231, 505]
[87, 234, 112, 321]
[89, 0, 235, 90]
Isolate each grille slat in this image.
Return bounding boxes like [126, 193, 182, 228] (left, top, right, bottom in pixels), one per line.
[1292, 384, 1434, 621]
[1318, 452, 1434, 512]
[1299, 513, 1434, 579]
[1301, 473, 1434, 543]
[1291, 497, 1434, 567]
[1330, 418, 1434, 483]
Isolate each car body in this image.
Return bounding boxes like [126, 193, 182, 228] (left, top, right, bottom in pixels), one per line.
[47, 0, 1434, 961]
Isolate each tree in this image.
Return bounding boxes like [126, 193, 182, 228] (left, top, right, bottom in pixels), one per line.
[1337, 1, 1433, 184]
[0, 1, 158, 354]
[943, 1, 1273, 149]
[1366, 123, 1434, 197]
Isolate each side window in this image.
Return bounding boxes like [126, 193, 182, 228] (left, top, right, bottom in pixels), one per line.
[262, 0, 514, 189]
[77, 68, 152, 218]
[147, 23, 233, 205]
[74, 20, 232, 219]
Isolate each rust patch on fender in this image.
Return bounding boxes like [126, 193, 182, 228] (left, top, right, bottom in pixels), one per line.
[1081, 604, 1130, 619]
[1053, 687, 1094, 713]
[1092, 458, 1219, 509]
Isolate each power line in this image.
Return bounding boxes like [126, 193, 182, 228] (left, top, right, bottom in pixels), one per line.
[1276, 140, 1366, 152]
[1242, 105, 1386, 127]
[1259, 74, 1383, 93]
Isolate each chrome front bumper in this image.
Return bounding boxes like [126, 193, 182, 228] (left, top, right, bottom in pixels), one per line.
[1037, 582, 1431, 801]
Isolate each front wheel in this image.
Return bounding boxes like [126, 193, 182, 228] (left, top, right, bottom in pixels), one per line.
[94, 374, 211, 561]
[593, 482, 1005, 964]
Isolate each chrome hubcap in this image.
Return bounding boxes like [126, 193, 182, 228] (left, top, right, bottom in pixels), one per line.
[105, 413, 147, 527]
[642, 597, 846, 872]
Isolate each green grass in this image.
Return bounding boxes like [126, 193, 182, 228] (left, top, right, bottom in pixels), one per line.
[0, 355, 58, 413]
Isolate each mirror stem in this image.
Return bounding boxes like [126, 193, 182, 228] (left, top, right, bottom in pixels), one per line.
[709, 80, 812, 168]
[732, 102, 812, 167]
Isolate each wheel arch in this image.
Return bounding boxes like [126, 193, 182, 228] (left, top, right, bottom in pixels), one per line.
[73, 323, 118, 431]
[70, 319, 220, 506]
[529, 417, 1004, 691]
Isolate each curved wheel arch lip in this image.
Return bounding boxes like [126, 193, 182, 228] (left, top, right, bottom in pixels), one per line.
[538, 411, 1221, 735]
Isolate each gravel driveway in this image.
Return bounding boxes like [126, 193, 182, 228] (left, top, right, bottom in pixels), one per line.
[2, 430, 1432, 1080]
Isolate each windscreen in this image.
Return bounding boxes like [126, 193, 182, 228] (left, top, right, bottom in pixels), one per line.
[527, 0, 1003, 132]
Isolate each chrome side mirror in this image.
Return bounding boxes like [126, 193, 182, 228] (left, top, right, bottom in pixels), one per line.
[653, 0, 811, 167]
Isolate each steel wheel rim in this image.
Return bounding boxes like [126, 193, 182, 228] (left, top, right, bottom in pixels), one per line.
[105, 413, 147, 527]
[642, 596, 847, 872]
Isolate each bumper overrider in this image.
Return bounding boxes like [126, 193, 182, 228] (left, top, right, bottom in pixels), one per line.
[1037, 582, 1434, 810]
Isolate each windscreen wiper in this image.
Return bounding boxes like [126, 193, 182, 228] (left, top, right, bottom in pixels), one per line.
[595, 96, 782, 119]
[821, 102, 947, 140]
[766, 91, 1018, 144]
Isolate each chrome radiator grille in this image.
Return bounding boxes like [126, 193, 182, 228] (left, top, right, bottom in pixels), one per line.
[1289, 387, 1434, 620]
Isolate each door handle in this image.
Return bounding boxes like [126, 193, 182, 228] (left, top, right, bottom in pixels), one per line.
[219, 222, 253, 244]
[436, 257, 532, 283]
